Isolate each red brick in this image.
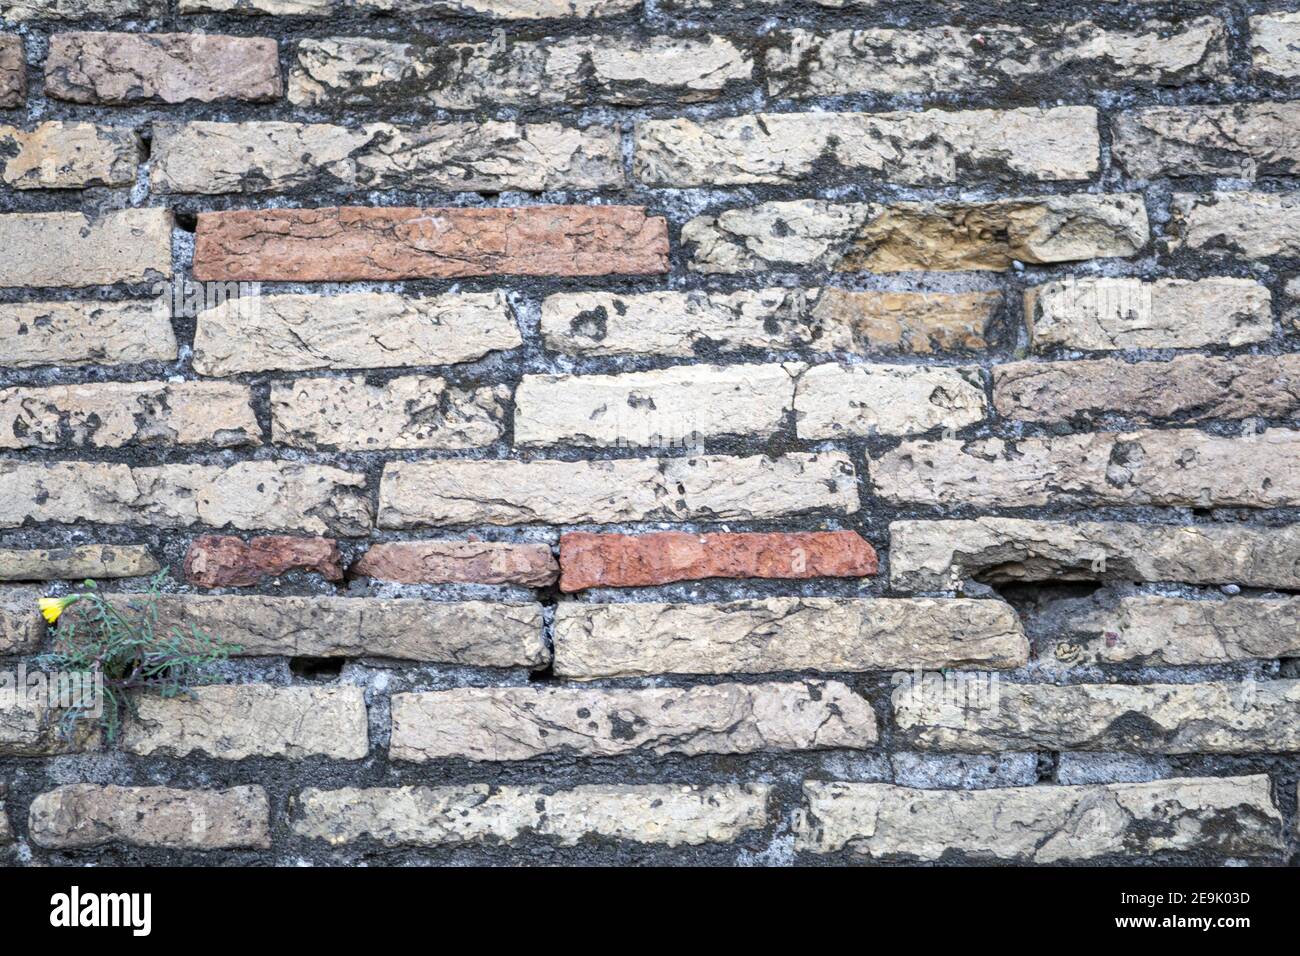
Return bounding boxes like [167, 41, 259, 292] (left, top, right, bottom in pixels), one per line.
[0, 36, 24, 109]
[351, 541, 557, 587]
[559, 530, 878, 592]
[192, 206, 670, 281]
[184, 535, 343, 588]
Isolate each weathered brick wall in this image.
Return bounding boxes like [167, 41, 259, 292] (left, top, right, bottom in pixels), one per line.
[1, 0, 1298, 865]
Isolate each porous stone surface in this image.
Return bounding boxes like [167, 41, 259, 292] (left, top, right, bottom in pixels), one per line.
[0, 122, 140, 188]
[293, 783, 771, 847]
[183, 535, 343, 588]
[390, 680, 877, 761]
[0, 209, 172, 287]
[0, 584, 43, 653]
[558, 530, 877, 591]
[552, 598, 1028, 678]
[0, 300, 177, 367]
[0, 544, 159, 582]
[1113, 103, 1300, 178]
[352, 541, 557, 586]
[28, 785, 271, 850]
[0, 34, 24, 108]
[2, 0, 162, 18]
[794, 363, 986, 438]
[0, 698, 98, 756]
[1251, 12, 1300, 77]
[1169, 192, 1300, 258]
[796, 777, 1284, 862]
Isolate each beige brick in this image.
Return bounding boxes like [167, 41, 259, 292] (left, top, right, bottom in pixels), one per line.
[271, 376, 507, 451]
[1113, 103, 1300, 178]
[1025, 277, 1270, 350]
[796, 777, 1283, 862]
[1170, 192, 1300, 258]
[0, 210, 172, 287]
[193, 291, 519, 376]
[894, 679, 1300, 753]
[290, 35, 750, 108]
[635, 107, 1098, 186]
[0, 461, 372, 536]
[378, 452, 858, 527]
[514, 364, 798, 447]
[540, 288, 1000, 357]
[767, 18, 1227, 98]
[0, 300, 176, 368]
[28, 785, 270, 850]
[124, 684, 368, 760]
[795, 364, 986, 438]
[889, 517, 1300, 592]
[0, 697, 98, 756]
[994, 355, 1300, 423]
[0, 122, 139, 189]
[0, 544, 158, 582]
[1251, 12, 1300, 77]
[294, 783, 770, 847]
[390, 680, 876, 761]
[552, 597, 1027, 678]
[151, 120, 622, 194]
[0, 34, 23, 108]
[1, 0, 163, 19]
[0, 585, 43, 653]
[0, 381, 259, 449]
[183, 0, 636, 14]
[871, 429, 1300, 509]
[684, 195, 1147, 273]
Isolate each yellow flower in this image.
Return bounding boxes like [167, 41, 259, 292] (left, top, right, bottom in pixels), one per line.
[38, 594, 80, 625]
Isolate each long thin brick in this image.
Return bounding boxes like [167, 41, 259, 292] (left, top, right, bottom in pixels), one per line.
[0, 35, 24, 108]
[889, 517, 1300, 592]
[124, 684, 368, 760]
[378, 453, 858, 527]
[894, 679, 1300, 753]
[293, 784, 770, 848]
[45, 32, 282, 105]
[1113, 103, 1300, 178]
[1, 698, 98, 756]
[2, 0, 164, 19]
[559, 530, 877, 591]
[0, 210, 172, 288]
[553, 597, 1028, 678]
[1170, 192, 1300, 258]
[871, 429, 1300, 509]
[351, 541, 558, 586]
[684, 195, 1147, 273]
[0, 300, 176, 368]
[0, 122, 139, 189]
[184, 0, 637, 15]
[0, 461, 373, 535]
[151, 120, 623, 194]
[0, 381, 259, 449]
[540, 288, 1000, 357]
[0, 544, 158, 583]
[796, 777, 1283, 862]
[192, 206, 669, 281]
[635, 106, 1098, 186]
[183, 535, 343, 588]
[795, 364, 986, 438]
[767, 18, 1228, 98]
[391, 680, 877, 761]
[28, 785, 271, 850]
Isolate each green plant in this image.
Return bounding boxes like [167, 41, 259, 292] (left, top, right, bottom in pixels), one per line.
[35, 570, 240, 742]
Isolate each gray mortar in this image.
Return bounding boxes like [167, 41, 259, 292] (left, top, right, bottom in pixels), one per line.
[1, 0, 1299, 866]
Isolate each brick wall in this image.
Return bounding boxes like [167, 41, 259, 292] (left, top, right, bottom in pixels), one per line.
[1, 0, 1298, 865]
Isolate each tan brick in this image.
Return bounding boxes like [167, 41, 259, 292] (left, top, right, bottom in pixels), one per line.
[192, 206, 669, 281]
[0, 300, 176, 367]
[1, 697, 98, 756]
[684, 195, 1147, 273]
[378, 453, 858, 527]
[183, 0, 636, 14]
[767, 18, 1227, 98]
[184, 535, 342, 588]
[0, 35, 24, 109]
[889, 517, 1300, 592]
[894, 679, 1300, 753]
[1114, 103, 1300, 178]
[514, 363, 798, 447]
[289, 35, 750, 109]
[1251, 12, 1300, 77]
[795, 364, 986, 438]
[391, 680, 877, 761]
[294, 783, 770, 848]
[151, 120, 622, 194]
[552, 597, 1027, 678]
[2, 0, 163, 19]
[994, 355, 1300, 424]
[0, 122, 139, 189]
[124, 684, 368, 760]
[45, 32, 282, 105]
[0, 381, 259, 449]
[271, 375, 507, 451]
[0, 585, 43, 653]
[636, 107, 1098, 186]
[0, 210, 172, 288]
[28, 785, 270, 850]
[0, 461, 372, 535]
[871, 429, 1300, 509]
[1170, 192, 1300, 258]
[540, 288, 1000, 357]
[1025, 277, 1270, 350]
[352, 541, 557, 586]
[0, 545, 157, 583]
[796, 777, 1283, 862]
[192, 291, 518, 376]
